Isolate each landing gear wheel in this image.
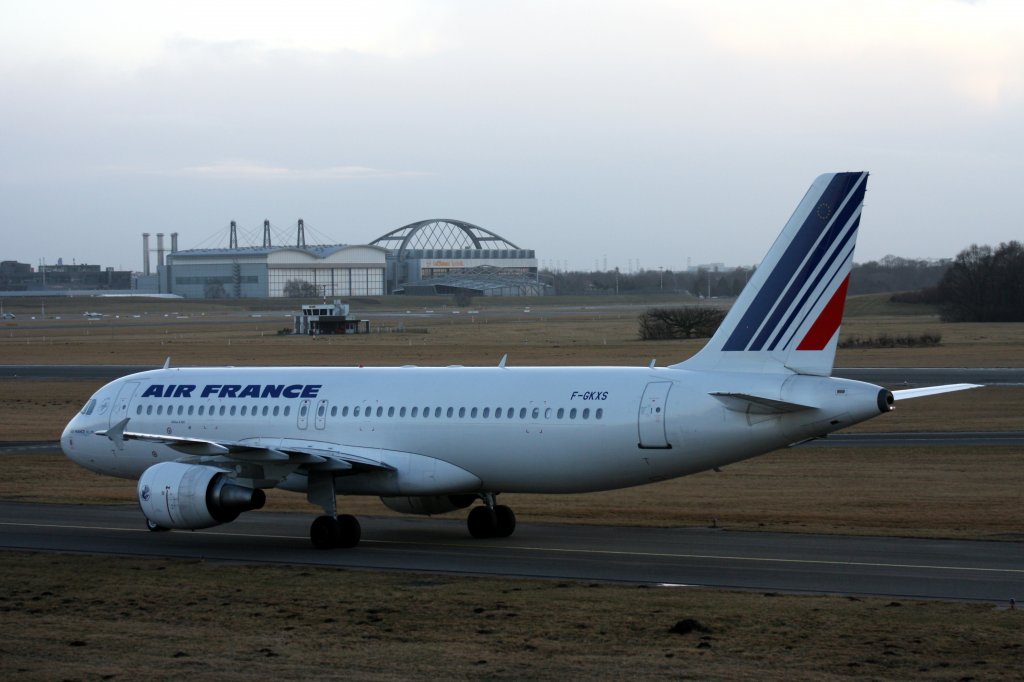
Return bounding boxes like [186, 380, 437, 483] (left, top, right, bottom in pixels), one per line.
[493, 505, 516, 538]
[336, 514, 361, 548]
[467, 505, 494, 538]
[310, 515, 341, 549]
[467, 504, 517, 539]
[145, 518, 170, 532]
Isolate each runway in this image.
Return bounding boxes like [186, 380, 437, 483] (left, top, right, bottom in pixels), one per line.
[1, 502, 1020, 603]
[3, 365, 1024, 386]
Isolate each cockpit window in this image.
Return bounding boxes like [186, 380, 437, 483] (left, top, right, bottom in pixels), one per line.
[80, 399, 97, 415]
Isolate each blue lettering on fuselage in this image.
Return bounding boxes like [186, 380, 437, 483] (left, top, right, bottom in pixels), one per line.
[143, 383, 322, 399]
[141, 384, 196, 398]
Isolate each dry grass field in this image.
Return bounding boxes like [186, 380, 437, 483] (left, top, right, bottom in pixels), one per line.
[1, 295, 1021, 679]
[1, 552, 1021, 681]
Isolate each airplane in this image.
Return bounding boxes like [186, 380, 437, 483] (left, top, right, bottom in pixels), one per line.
[60, 172, 979, 549]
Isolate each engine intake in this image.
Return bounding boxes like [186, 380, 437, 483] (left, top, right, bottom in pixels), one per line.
[138, 461, 265, 530]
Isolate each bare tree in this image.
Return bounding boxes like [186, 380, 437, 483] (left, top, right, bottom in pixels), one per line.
[639, 307, 726, 340]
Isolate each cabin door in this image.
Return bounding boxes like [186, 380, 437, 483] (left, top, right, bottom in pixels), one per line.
[638, 381, 672, 449]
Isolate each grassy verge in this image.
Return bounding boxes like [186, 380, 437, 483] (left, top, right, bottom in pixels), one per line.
[1, 552, 1020, 681]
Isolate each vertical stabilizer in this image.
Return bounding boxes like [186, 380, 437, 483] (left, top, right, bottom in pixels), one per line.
[673, 172, 868, 376]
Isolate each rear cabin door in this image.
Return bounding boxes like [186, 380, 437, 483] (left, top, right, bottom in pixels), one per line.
[638, 381, 672, 449]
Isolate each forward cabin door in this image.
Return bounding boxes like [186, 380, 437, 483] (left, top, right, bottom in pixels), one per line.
[638, 382, 672, 449]
[315, 399, 328, 430]
[109, 381, 140, 427]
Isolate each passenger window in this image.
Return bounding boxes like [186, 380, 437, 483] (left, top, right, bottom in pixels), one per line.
[544, 408, 552, 419]
[582, 408, 590, 420]
[482, 407, 490, 418]
[570, 408, 577, 419]
[136, 405, 142, 415]
[354, 406, 361, 417]
[198, 405, 204, 416]
[317, 404, 325, 417]
[157, 405, 163, 415]
[446, 407, 454, 418]
[230, 406, 237, 416]
[263, 406, 269, 416]
[507, 408, 514, 420]
[342, 406, 349, 417]
[596, 408, 603, 420]
[459, 407, 466, 418]
[531, 407, 540, 419]
[411, 407, 418, 417]
[188, 405, 194, 416]
[273, 406, 279, 416]
[399, 407, 406, 417]
[220, 406, 226, 416]
[471, 407, 478, 418]
[331, 406, 337, 417]
[376, 406, 383, 417]
[557, 408, 564, 419]
[388, 406, 395, 417]
[495, 408, 502, 418]
[519, 408, 527, 419]
[146, 405, 153, 415]
[434, 407, 441, 418]
[284, 406, 290, 416]
[241, 406, 247, 416]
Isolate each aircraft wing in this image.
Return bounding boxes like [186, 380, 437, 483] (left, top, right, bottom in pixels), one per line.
[96, 418, 394, 472]
[892, 383, 982, 400]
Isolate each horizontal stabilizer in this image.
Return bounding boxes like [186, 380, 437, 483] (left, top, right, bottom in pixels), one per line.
[893, 384, 982, 400]
[710, 392, 816, 414]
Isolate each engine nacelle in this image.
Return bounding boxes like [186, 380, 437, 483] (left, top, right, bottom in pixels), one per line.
[380, 494, 476, 516]
[138, 461, 266, 530]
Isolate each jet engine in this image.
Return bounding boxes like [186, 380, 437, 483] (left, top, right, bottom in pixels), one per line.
[380, 494, 476, 516]
[137, 461, 266, 530]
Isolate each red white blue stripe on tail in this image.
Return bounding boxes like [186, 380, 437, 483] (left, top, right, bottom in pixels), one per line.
[674, 172, 868, 376]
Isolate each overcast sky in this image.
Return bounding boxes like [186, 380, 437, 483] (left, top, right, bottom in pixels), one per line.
[2, 0, 1021, 273]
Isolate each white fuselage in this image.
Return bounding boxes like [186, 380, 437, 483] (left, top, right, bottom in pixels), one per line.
[61, 365, 888, 496]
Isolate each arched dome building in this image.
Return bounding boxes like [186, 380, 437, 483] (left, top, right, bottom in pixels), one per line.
[370, 219, 551, 296]
[158, 219, 548, 298]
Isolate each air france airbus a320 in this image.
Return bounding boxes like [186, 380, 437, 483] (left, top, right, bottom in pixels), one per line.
[62, 172, 978, 549]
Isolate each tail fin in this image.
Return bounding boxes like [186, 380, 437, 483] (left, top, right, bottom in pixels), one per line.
[673, 172, 868, 376]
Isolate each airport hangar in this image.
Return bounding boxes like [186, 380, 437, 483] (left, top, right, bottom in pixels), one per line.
[160, 219, 551, 299]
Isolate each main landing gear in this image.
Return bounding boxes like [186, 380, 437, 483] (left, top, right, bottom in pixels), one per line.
[467, 493, 516, 539]
[310, 513, 361, 549]
[307, 471, 362, 549]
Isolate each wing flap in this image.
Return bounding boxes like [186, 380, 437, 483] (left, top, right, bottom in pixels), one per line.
[93, 420, 390, 470]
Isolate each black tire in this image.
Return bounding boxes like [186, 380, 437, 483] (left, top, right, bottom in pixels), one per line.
[310, 515, 341, 549]
[467, 505, 495, 538]
[493, 505, 516, 538]
[336, 514, 361, 548]
[145, 518, 170, 532]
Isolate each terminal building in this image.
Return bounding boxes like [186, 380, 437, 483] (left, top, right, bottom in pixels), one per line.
[157, 219, 549, 298]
